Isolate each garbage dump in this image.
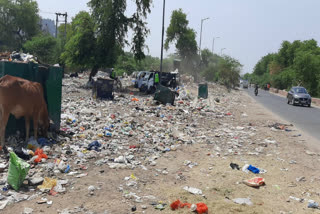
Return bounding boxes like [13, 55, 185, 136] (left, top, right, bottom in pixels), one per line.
[0, 71, 319, 213]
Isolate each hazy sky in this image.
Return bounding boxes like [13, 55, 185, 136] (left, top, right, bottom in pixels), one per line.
[37, 0, 320, 74]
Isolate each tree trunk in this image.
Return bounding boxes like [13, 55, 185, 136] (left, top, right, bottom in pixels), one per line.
[89, 64, 99, 81]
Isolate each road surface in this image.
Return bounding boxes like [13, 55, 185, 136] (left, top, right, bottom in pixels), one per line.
[245, 87, 320, 141]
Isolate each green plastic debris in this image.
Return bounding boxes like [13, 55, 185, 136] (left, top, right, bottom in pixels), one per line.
[7, 152, 30, 190]
[155, 204, 166, 210]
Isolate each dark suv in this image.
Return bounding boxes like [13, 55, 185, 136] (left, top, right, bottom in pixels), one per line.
[287, 86, 312, 107]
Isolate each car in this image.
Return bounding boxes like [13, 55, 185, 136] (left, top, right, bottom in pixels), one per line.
[135, 71, 147, 88]
[287, 86, 312, 107]
[242, 80, 249, 89]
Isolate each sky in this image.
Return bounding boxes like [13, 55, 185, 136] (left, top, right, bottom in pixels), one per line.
[37, 0, 320, 74]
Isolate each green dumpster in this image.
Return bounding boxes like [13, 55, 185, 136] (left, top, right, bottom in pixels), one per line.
[198, 83, 208, 99]
[0, 61, 63, 135]
[154, 85, 175, 105]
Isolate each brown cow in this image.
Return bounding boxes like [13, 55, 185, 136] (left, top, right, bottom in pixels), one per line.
[0, 75, 49, 148]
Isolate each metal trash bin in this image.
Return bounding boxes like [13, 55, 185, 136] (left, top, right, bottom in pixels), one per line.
[198, 83, 208, 99]
[154, 85, 175, 105]
[93, 78, 114, 100]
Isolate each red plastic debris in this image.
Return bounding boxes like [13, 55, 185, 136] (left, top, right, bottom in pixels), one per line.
[170, 200, 181, 210]
[226, 112, 232, 116]
[170, 200, 208, 213]
[34, 149, 48, 163]
[129, 145, 137, 149]
[196, 203, 208, 214]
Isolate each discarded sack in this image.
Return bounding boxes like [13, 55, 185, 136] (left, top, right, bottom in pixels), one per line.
[243, 177, 265, 187]
[7, 152, 30, 190]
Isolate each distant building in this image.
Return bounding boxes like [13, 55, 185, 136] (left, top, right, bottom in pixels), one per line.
[40, 18, 55, 37]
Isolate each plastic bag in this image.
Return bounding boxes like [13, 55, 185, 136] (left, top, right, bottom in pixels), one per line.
[7, 152, 30, 190]
[170, 200, 208, 214]
[34, 149, 48, 163]
[37, 177, 57, 191]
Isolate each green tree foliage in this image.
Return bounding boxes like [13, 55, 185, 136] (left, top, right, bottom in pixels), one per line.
[218, 56, 242, 89]
[253, 39, 320, 96]
[114, 52, 161, 76]
[23, 34, 58, 64]
[88, 0, 152, 74]
[165, 9, 198, 61]
[61, 11, 96, 70]
[164, 9, 198, 77]
[58, 23, 73, 43]
[0, 0, 40, 50]
[253, 53, 277, 76]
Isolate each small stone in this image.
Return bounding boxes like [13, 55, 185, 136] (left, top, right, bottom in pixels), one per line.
[29, 177, 44, 185]
[296, 177, 306, 182]
[141, 205, 147, 209]
[150, 161, 157, 166]
[23, 207, 33, 214]
[88, 185, 95, 192]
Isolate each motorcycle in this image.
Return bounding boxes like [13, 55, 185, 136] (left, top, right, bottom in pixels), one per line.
[254, 88, 258, 96]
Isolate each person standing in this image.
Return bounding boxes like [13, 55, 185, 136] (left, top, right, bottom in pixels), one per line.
[154, 72, 159, 86]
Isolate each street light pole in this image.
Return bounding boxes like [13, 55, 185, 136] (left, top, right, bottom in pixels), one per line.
[199, 17, 209, 56]
[220, 48, 226, 55]
[212, 36, 220, 53]
[160, 0, 166, 76]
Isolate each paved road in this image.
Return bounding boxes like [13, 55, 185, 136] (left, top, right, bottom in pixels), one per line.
[245, 87, 320, 141]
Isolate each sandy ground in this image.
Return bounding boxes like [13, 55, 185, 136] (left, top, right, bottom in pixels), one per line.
[3, 82, 320, 214]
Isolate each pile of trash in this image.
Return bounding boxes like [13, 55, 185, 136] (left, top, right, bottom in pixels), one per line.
[0, 51, 38, 63]
[1, 72, 317, 213]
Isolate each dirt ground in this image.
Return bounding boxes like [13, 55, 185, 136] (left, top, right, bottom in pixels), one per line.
[3, 82, 320, 214]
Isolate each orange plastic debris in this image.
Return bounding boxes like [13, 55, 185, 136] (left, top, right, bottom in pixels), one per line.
[34, 149, 48, 163]
[131, 98, 139, 101]
[170, 200, 207, 214]
[170, 200, 181, 210]
[196, 203, 208, 214]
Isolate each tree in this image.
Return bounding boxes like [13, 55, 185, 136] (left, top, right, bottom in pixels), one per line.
[58, 23, 73, 43]
[60, 11, 96, 70]
[23, 34, 58, 64]
[0, 0, 40, 50]
[88, 0, 152, 80]
[164, 9, 198, 76]
[293, 50, 320, 96]
[218, 56, 242, 89]
[165, 9, 198, 60]
[200, 49, 213, 67]
[253, 53, 276, 76]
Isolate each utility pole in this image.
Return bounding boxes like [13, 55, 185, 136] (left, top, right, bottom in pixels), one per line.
[55, 12, 68, 39]
[220, 48, 226, 55]
[55, 14, 58, 38]
[64, 12, 68, 40]
[160, 0, 166, 81]
[212, 36, 220, 53]
[199, 17, 209, 56]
